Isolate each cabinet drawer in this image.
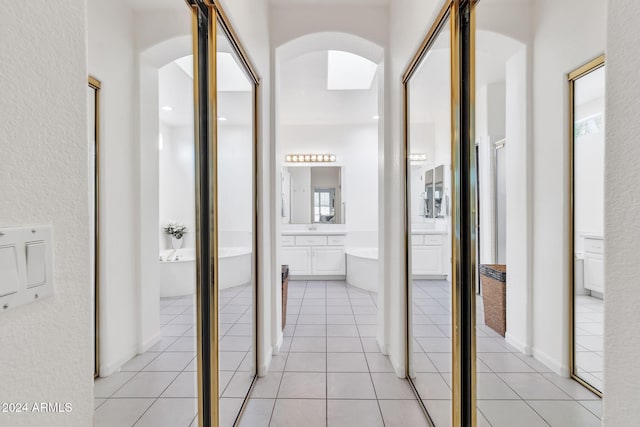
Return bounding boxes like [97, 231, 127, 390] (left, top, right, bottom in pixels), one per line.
[584, 238, 604, 254]
[424, 235, 443, 245]
[411, 235, 424, 245]
[295, 235, 327, 246]
[281, 235, 295, 246]
[327, 235, 345, 246]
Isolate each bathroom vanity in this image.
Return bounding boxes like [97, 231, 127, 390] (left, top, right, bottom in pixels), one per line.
[280, 230, 347, 278]
[411, 229, 448, 278]
[583, 235, 604, 294]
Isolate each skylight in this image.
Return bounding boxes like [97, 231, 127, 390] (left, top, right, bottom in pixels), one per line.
[326, 50, 377, 91]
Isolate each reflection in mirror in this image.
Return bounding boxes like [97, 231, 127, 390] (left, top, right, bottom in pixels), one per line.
[282, 166, 343, 224]
[572, 61, 605, 394]
[407, 16, 453, 422]
[216, 20, 256, 426]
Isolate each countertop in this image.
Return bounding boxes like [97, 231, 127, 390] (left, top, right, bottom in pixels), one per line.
[411, 229, 447, 235]
[281, 230, 347, 236]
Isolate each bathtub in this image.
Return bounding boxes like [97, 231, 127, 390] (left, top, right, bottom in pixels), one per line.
[346, 248, 379, 293]
[159, 247, 253, 297]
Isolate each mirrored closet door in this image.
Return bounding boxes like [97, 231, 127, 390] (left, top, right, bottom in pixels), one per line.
[215, 12, 259, 426]
[570, 56, 605, 396]
[405, 2, 455, 425]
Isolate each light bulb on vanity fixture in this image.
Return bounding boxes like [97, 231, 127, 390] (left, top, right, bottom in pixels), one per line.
[218, 116, 227, 121]
[161, 105, 173, 111]
[409, 153, 428, 162]
[284, 154, 337, 163]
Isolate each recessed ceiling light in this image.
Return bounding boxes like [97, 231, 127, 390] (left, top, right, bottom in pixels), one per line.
[218, 116, 227, 121]
[161, 105, 173, 111]
[373, 115, 380, 120]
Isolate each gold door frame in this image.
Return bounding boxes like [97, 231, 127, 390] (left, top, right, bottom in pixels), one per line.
[88, 76, 101, 380]
[189, 1, 261, 425]
[403, 0, 477, 425]
[568, 54, 605, 398]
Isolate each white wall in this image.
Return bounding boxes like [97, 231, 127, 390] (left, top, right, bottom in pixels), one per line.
[604, 0, 640, 423]
[530, 0, 606, 374]
[218, 124, 254, 249]
[0, 1, 93, 426]
[159, 124, 196, 250]
[88, 0, 142, 376]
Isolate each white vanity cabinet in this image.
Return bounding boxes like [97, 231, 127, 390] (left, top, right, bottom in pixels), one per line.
[411, 232, 448, 278]
[281, 233, 346, 277]
[584, 235, 604, 293]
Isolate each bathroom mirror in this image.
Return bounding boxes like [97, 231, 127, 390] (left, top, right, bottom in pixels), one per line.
[282, 165, 343, 224]
[405, 10, 454, 422]
[570, 56, 605, 396]
[216, 16, 258, 426]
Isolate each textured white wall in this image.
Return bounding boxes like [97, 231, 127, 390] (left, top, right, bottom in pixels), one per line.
[530, 0, 606, 375]
[0, 1, 93, 426]
[604, 0, 640, 423]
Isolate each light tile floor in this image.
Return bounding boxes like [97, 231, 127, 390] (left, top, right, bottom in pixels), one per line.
[94, 280, 603, 427]
[94, 294, 198, 427]
[412, 279, 602, 427]
[238, 280, 427, 427]
[575, 295, 603, 391]
[94, 284, 255, 427]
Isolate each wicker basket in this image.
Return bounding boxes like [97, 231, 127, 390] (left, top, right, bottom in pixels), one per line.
[480, 264, 507, 337]
[281, 265, 289, 329]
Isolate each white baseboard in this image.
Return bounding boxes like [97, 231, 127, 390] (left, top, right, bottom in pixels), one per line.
[505, 332, 531, 355]
[389, 351, 405, 378]
[532, 347, 569, 377]
[138, 330, 162, 354]
[99, 345, 137, 378]
[259, 350, 272, 377]
[273, 331, 284, 355]
[376, 334, 389, 355]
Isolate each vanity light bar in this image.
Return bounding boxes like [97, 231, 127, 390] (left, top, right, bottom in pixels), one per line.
[409, 153, 428, 161]
[285, 154, 337, 163]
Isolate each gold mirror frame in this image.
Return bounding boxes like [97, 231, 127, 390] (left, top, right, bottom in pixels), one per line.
[568, 54, 605, 398]
[403, 0, 477, 425]
[189, 1, 261, 426]
[88, 76, 101, 380]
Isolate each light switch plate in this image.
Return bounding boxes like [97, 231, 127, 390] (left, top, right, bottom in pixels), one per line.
[0, 226, 54, 313]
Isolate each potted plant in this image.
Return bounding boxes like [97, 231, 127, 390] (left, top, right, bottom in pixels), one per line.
[163, 221, 187, 250]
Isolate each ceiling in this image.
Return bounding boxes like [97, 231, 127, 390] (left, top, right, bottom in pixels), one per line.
[159, 53, 253, 128]
[124, 0, 186, 11]
[270, 0, 388, 5]
[279, 50, 379, 125]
